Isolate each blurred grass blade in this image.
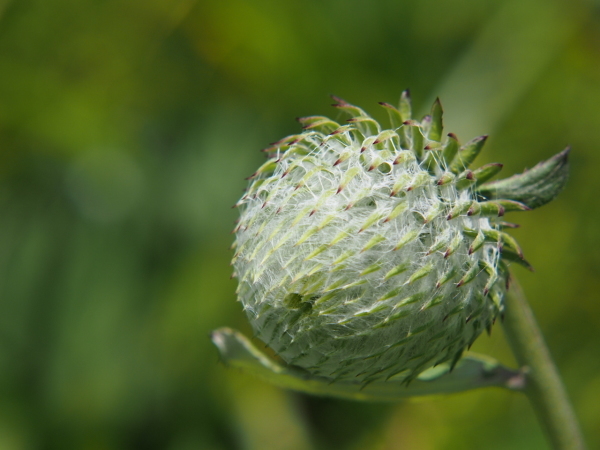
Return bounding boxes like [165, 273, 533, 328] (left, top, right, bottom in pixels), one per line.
[211, 327, 525, 402]
[429, 0, 577, 138]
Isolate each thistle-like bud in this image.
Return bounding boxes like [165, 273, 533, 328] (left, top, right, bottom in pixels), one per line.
[232, 93, 568, 386]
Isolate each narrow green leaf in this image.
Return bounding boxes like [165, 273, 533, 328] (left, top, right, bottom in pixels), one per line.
[411, 125, 425, 161]
[501, 250, 534, 271]
[297, 116, 341, 133]
[442, 133, 460, 167]
[477, 199, 531, 217]
[449, 135, 488, 173]
[476, 148, 570, 209]
[429, 98, 443, 142]
[211, 328, 525, 401]
[398, 89, 412, 121]
[379, 102, 403, 130]
[473, 163, 504, 186]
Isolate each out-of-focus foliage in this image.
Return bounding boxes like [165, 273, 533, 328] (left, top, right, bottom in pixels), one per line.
[0, 0, 598, 449]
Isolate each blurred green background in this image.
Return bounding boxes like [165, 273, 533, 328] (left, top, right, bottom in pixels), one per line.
[0, 0, 599, 448]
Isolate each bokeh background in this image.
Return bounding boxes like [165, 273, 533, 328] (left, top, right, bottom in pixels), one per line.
[0, 0, 599, 448]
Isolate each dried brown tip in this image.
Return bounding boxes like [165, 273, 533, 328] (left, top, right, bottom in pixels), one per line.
[330, 94, 348, 105]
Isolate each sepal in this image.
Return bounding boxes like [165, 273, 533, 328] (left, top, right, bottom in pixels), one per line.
[211, 327, 526, 401]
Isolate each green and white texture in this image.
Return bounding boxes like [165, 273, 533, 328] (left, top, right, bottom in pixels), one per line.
[228, 92, 569, 388]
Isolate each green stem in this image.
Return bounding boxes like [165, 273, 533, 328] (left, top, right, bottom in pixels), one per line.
[502, 277, 586, 450]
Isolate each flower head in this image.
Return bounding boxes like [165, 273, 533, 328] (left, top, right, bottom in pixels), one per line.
[231, 92, 567, 385]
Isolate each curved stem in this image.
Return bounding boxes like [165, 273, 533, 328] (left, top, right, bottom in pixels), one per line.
[502, 277, 586, 450]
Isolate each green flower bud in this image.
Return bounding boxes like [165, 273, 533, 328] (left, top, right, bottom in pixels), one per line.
[231, 92, 568, 386]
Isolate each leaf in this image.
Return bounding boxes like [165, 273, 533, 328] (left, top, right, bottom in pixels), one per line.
[428, 98, 444, 142]
[476, 148, 570, 209]
[449, 135, 488, 173]
[211, 328, 525, 402]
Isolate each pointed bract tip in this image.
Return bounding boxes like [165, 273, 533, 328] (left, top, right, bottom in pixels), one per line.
[330, 94, 348, 105]
[448, 133, 458, 140]
[556, 146, 571, 161]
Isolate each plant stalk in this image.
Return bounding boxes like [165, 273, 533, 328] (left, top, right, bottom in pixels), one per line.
[502, 277, 586, 450]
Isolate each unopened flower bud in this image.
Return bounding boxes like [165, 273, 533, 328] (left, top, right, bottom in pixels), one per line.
[232, 92, 568, 385]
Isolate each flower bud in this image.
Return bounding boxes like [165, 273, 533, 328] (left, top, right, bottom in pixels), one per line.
[232, 93, 568, 385]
